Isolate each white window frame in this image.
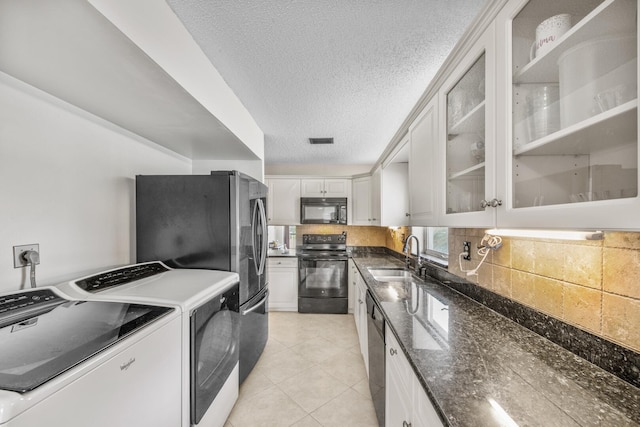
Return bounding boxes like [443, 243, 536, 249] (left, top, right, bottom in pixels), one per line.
[410, 227, 448, 267]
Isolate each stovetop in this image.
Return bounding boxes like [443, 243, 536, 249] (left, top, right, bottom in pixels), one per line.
[299, 233, 348, 256]
[301, 233, 347, 245]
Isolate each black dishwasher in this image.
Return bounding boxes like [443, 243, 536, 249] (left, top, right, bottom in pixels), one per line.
[366, 290, 385, 427]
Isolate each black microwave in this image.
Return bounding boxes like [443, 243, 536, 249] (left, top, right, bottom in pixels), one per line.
[300, 198, 347, 224]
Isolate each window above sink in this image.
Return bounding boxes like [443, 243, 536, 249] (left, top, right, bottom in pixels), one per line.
[409, 227, 449, 266]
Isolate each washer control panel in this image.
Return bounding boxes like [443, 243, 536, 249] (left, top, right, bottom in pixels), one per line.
[0, 289, 62, 315]
[75, 262, 169, 293]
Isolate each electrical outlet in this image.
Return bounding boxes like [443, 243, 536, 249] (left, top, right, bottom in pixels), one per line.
[463, 241, 471, 261]
[13, 244, 40, 268]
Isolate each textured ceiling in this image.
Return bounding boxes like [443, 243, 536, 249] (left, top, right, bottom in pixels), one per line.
[166, 0, 487, 166]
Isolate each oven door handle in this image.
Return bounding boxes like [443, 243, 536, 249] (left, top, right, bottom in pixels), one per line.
[299, 257, 349, 262]
[241, 290, 269, 315]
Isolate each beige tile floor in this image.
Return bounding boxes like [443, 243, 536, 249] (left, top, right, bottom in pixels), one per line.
[225, 312, 379, 427]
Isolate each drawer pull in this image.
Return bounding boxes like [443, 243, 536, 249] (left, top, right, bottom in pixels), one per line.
[390, 348, 397, 356]
[403, 421, 412, 427]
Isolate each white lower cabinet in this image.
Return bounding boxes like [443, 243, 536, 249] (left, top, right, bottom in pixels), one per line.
[267, 258, 298, 311]
[413, 384, 445, 427]
[349, 261, 356, 318]
[386, 332, 444, 427]
[350, 261, 362, 335]
[357, 274, 369, 377]
[351, 262, 369, 376]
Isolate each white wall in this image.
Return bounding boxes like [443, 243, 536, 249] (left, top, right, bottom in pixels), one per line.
[0, 75, 191, 292]
[265, 163, 372, 177]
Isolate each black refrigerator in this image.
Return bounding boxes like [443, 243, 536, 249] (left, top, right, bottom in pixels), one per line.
[135, 170, 269, 383]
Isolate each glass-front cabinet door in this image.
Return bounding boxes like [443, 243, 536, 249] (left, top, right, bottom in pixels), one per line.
[440, 25, 496, 227]
[496, 0, 639, 229]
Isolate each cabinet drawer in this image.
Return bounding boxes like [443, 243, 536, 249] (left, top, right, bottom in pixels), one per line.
[268, 258, 298, 268]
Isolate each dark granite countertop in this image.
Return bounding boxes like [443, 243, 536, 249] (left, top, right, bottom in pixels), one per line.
[352, 253, 640, 427]
[267, 248, 297, 257]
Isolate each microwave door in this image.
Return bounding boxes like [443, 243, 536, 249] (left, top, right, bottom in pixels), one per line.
[304, 206, 326, 221]
[301, 198, 347, 224]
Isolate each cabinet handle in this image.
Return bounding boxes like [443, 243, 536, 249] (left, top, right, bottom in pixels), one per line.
[405, 213, 410, 217]
[403, 421, 412, 427]
[389, 348, 397, 356]
[480, 198, 502, 208]
[358, 299, 363, 304]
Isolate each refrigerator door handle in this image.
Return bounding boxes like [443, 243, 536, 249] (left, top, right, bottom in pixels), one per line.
[251, 200, 260, 275]
[241, 289, 269, 315]
[257, 198, 268, 275]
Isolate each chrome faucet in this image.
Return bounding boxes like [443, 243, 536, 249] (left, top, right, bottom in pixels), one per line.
[402, 234, 422, 270]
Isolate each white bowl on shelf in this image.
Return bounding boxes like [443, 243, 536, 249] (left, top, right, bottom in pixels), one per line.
[558, 33, 637, 127]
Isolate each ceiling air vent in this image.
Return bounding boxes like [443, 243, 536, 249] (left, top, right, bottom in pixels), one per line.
[309, 138, 334, 145]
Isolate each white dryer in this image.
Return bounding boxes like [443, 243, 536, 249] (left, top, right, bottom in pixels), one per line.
[56, 261, 240, 427]
[0, 287, 182, 427]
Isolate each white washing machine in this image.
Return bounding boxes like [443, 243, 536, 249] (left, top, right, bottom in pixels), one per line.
[56, 261, 240, 427]
[0, 286, 182, 427]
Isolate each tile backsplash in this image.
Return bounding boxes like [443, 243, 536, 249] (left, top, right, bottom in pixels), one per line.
[296, 224, 410, 250]
[448, 229, 640, 353]
[293, 224, 639, 353]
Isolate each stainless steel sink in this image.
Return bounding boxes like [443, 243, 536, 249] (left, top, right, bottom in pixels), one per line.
[368, 268, 413, 282]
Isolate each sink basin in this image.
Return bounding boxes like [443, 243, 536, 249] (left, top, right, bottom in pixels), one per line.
[368, 268, 413, 282]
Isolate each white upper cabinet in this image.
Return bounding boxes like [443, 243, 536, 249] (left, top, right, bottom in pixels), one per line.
[266, 178, 301, 225]
[408, 98, 440, 226]
[300, 178, 350, 197]
[370, 168, 382, 226]
[352, 176, 374, 225]
[495, 0, 639, 229]
[381, 140, 410, 227]
[300, 179, 325, 197]
[352, 169, 382, 226]
[440, 24, 497, 227]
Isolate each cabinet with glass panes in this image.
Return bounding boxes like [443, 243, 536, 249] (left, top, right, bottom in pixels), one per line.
[441, 25, 497, 227]
[496, 0, 638, 229]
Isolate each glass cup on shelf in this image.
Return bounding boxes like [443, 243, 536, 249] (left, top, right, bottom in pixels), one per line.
[525, 84, 560, 143]
[470, 140, 485, 163]
[594, 83, 636, 113]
